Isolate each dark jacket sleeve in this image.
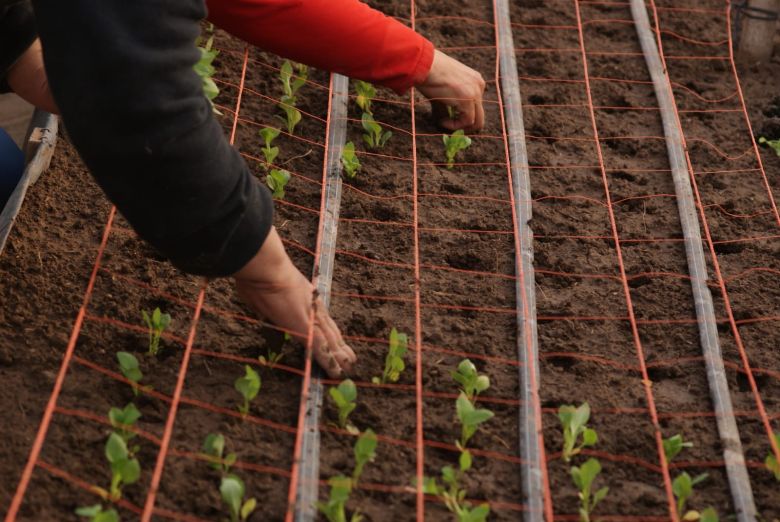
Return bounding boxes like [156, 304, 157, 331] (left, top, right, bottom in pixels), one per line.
[0, 0, 37, 93]
[31, 0, 273, 277]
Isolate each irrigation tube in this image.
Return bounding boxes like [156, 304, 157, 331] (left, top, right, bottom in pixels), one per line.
[630, 2, 757, 519]
[494, 1, 547, 520]
[294, 73, 349, 521]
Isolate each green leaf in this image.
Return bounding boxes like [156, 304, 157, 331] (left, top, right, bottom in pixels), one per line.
[235, 365, 261, 406]
[582, 427, 598, 447]
[338, 379, 357, 403]
[116, 457, 141, 485]
[220, 475, 245, 520]
[241, 497, 257, 520]
[94, 509, 119, 522]
[75, 505, 103, 517]
[353, 429, 378, 482]
[259, 126, 281, 146]
[105, 433, 128, 463]
[459, 449, 472, 472]
[203, 433, 226, 460]
[593, 486, 609, 506]
[699, 507, 719, 522]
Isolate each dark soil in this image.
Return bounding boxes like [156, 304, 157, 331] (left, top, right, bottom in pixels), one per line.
[1, 1, 779, 521]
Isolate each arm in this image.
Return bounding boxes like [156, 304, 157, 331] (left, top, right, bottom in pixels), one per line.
[31, 0, 273, 277]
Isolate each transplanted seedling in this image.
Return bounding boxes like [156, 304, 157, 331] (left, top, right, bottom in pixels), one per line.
[279, 95, 302, 135]
[318, 430, 378, 522]
[354, 80, 377, 115]
[361, 112, 392, 150]
[766, 432, 780, 481]
[663, 434, 693, 463]
[104, 432, 141, 501]
[202, 433, 237, 475]
[672, 471, 709, 518]
[220, 474, 257, 522]
[372, 328, 408, 385]
[329, 379, 358, 433]
[266, 168, 291, 200]
[117, 351, 144, 396]
[258, 127, 281, 170]
[442, 129, 472, 169]
[452, 359, 490, 401]
[234, 365, 261, 416]
[352, 429, 377, 484]
[75, 505, 120, 522]
[109, 403, 141, 445]
[558, 402, 598, 462]
[278, 61, 306, 135]
[456, 392, 493, 449]
[571, 457, 609, 522]
[141, 307, 171, 356]
[759, 136, 780, 157]
[422, 451, 490, 522]
[341, 141, 361, 180]
[194, 30, 220, 114]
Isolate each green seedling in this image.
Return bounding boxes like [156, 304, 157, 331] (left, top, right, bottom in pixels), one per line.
[341, 141, 361, 180]
[759, 136, 780, 157]
[266, 168, 291, 199]
[109, 403, 141, 445]
[422, 451, 490, 522]
[372, 328, 408, 385]
[672, 471, 709, 517]
[352, 429, 377, 484]
[117, 351, 143, 396]
[280, 60, 307, 98]
[571, 458, 609, 522]
[663, 434, 693, 463]
[141, 307, 171, 356]
[104, 432, 141, 501]
[361, 112, 392, 150]
[278, 95, 302, 135]
[220, 474, 257, 522]
[452, 359, 490, 401]
[75, 505, 120, 522]
[456, 392, 494, 449]
[194, 30, 220, 114]
[202, 433, 237, 475]
[354, 80, 377, 115]
[442, 129, 472, 169]
[558, 402, 598, 462]
[329, 379, 358, 432]
[258, 127, 281, 169]
[765, 432, 780, 481]
[234, 365, 261, 416]
[317, 475, 357, 522]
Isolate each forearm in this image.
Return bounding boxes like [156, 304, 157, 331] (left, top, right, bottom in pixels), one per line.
[32, 0, 273, 276]
[205, 0, 434, 93]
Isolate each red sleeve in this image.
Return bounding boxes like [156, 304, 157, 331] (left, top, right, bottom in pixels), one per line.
[205, 0, 434, 93]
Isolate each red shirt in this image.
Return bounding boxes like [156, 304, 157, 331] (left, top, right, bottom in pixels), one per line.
[206, 0, 435, 93]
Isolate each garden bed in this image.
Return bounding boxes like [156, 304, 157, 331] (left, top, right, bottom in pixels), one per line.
[1, 0, 779, 520]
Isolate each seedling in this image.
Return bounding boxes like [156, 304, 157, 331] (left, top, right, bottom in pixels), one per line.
[422, 452, 490, 522]
[220, 474, 257, 522]
[266, 168, 291, 200]
[258, 127, 281, 169]
[352, 429, 377, 484]
[202, 433, 237, 475]
[443, 130, 472, 169]
[117, 351, 143, 396]
[372, 328, 408, 385]
[764, 432, 780, 481]
[329, 379, 358, 432]
[341, 141, 361, 180]
[75, 505, 119, 522]
[317, 475, 356, 522]
[108, 403, 141, 445]
[280, 60, 307, 98]
[141, 307, 171, 356]
[663, 434, 693, 463]
[194, 28, 220, 114]
[361, 112, 392, 150]
[234, 365, 261, 416]
[354, 80, 376, 115]
[452, 359, 490, 401]
[104, 432, 141, 501]
[571, 457, 609, 522]
[672, 471, 709, 517]
[456, 392, 494, 449]
[558, 402, 598, 462]
[759, 136, 780, 157]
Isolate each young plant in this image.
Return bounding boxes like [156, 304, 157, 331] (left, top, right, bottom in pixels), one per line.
[329, 379, 358, 432]
[372, 328, 408, 385]
[234, 365, 261, 416]
[117, 351, 143, 396]
[279, 96, 302, 135]
[422, 451, 490, 522]
[108, 403, 141, 445]
[558, 402, 598, 462]
[354, 80, 376, 115]
[141, 307, 171, 356]
[759, 136, 780, 157]
[258, 127, 281, 169]
[571, 457, 609, 522]
[194, 27, 220, 114]
[452, 359, 490, 401]
[280, 60, 307, 98]
[104, 432, 141, 501]
[361, 112, 392, 150]
[663, 434, 693, 463]
[456, 392, 494, 449]
[266, 168, 291, 200]
[352, 429, 377, 484]
[442, 129, 472, 169]
[317, 475, 355, 522]
[672, 471, 709, 517]
[202, 433, 237, 475]
[341, 141, 361, 180]
[75, 505, 119, 522]
[765, 432, 780, 481]
[220, 474, 257, 522]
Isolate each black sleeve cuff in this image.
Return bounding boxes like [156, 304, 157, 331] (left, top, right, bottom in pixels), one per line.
[0, 1, 37, 92]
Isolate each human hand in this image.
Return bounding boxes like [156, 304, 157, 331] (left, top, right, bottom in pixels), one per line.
[416, 49, 486, 132]
[233, 228, 356, 378]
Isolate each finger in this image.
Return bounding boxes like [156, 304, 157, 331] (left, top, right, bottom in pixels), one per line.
[441, 100, 475, 131]
[322, 309, 356, 370]
[472, 97, 486, 132]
